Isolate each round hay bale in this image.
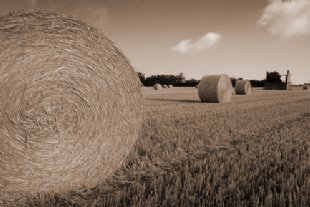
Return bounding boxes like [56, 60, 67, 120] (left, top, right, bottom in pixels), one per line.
[168, 84, 173, 88]
[235, 80, 252, 95]
[0, 11, 142, 197]
[153, 83, 162, 90]
[303, 83, 309, 90]
[231, 87, 236, 95]
[198, 74, 233, 103]
[163, 84, 168, 88]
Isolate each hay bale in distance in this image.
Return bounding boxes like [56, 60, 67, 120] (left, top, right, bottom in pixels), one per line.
[168, 84, 173, 88]
[0, 11, 142, 197]
[303, 83, 309, 90]
[163, 84, 168, 88]
[231, 87, 236, 95]
[235, 80, 252, 95]
[153, 83, 162, 90]
[198, 74, 233, 103]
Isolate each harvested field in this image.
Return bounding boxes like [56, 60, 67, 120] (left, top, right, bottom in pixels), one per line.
[2, 87, 310, 206]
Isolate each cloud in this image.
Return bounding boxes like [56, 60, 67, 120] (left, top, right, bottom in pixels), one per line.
[171, 32, 221, 54]
[258, 0, 310, 38]
[0, 0, 108, 29]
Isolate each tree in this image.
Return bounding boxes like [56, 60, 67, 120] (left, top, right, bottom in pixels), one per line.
[176, 73, 186, 84]
[230, 77, 244, 87]
[250, 80, 265, 87]
[185, 78, 199, 87]
[137, 72, 146, 85]
[266, 71, 282, 83]
[137, 72, 199, 87]
[230, 77, 237, 87]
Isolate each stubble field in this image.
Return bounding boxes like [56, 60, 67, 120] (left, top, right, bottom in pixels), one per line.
[3, 87, 310, 207]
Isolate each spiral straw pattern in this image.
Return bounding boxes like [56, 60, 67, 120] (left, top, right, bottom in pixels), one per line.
[0, 11, 142, 197]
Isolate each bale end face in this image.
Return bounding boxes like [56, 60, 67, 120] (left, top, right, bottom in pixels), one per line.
[153, 83, 162, 90]
[0, 11, 142, 198]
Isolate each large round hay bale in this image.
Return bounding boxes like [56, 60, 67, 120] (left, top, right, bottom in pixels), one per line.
[198, 74, 232, 103]
[235, 80, 252, 95]
[153, 83, 162, 90]
[163, 84, 168, 88]
[168, 84, 173, 88]
[0, 11, 142, 197]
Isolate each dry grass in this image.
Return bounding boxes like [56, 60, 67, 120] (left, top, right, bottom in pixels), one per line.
[0, 11, 142, 199]
[2, 88, 310, 206]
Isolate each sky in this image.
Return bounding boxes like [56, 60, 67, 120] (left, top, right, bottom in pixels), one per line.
[0, 0, 309, 84]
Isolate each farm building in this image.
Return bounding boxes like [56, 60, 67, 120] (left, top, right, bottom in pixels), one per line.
[264, 70, 292, 90]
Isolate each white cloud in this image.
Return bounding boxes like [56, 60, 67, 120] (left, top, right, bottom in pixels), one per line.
[171, 32, 221, 54]
[258, 0, 310, 38]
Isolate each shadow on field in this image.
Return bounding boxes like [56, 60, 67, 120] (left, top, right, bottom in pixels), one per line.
[301, 112, 310, 118]
[146, 98, 200, 103]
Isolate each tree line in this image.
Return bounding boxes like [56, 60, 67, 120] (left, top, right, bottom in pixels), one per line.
[137, 71, 282, 88]
[137, 72, 199, 87]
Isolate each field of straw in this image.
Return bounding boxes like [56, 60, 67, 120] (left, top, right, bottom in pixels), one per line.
[3, 87, 310, 207]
